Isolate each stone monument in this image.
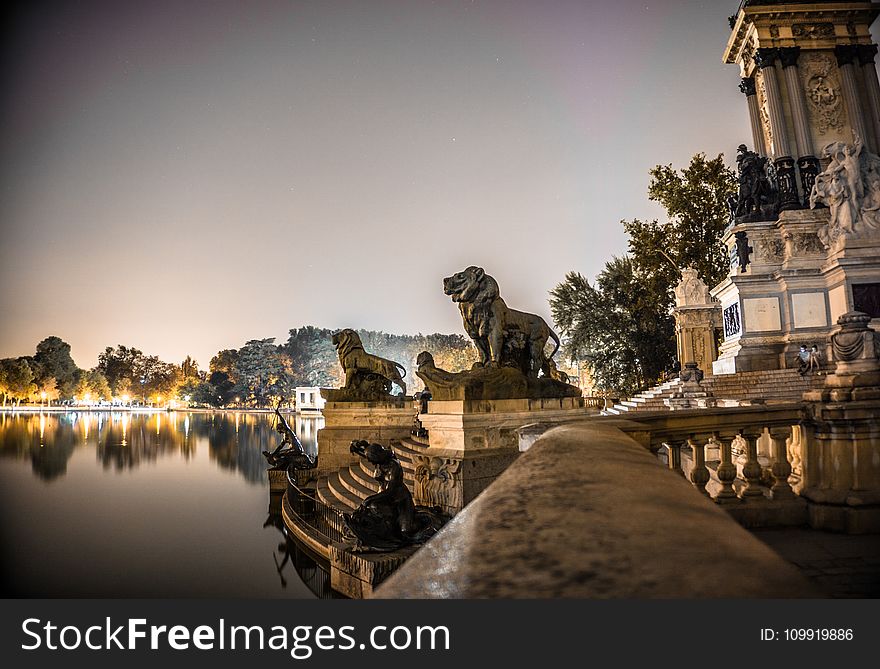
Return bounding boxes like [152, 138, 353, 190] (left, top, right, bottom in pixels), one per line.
[716, 1, 880, 374]
[671, 267, 722, 377]
[400, 266, 589, 514]
[315, 329, 414, 475]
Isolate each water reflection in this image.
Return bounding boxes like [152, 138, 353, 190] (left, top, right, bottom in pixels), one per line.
[0, 411, 322, 484]
[0, 410, 325, 597]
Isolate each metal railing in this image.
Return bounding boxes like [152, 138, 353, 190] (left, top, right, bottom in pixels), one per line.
[286, 471, 347, 546]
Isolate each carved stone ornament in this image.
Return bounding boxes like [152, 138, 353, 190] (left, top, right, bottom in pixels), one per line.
[413, 455, 462, 511]
[800, 52, 845, 135]
[754, 234, 785, 263]
[791, 23, 834, 40]
[755, 71, 774, 149]
[785, 231, 825, 257]
[674, 268, 712, 308]
[810, 138, 880, 248]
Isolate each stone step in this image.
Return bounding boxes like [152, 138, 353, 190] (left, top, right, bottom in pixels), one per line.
[316, 476, 352, 514]
[326, 471, 362, 511]
[337, 466, 376, 500]
[350, 459, 381, 492]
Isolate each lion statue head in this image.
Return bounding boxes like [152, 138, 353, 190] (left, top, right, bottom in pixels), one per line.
[332, 328, 363, 356]
[442, 266, 500, 305]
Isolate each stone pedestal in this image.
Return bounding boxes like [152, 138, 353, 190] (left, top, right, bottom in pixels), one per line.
[712, 208, 865, 375]
[316, 398, 415, 476]
[413, 397, 587, 514]
[672, 268, 721, 376]
[329, 542, 418, 599]
[800, 312, 880, 533]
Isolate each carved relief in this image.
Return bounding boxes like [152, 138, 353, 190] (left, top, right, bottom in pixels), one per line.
[791, 23, 835, 39]
[413, 455, 462, 511]
[785, 231, 825, 257]
[755, 70, 774, 151]
[800, 52, 845, 134]
[769, 24, 780, 39]
[754, 234, 785, 263]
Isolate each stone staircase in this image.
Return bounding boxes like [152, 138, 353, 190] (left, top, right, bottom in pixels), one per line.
[315, 435, 430, 514]
[602, 367, 827, 415]
[602, 379, 683, 415]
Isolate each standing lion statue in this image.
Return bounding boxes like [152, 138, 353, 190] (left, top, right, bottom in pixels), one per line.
[442, 266, 561, 378]
[332, 328, 408, 397]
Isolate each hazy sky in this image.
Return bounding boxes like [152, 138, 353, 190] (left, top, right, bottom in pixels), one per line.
[1, 0, 755, 369]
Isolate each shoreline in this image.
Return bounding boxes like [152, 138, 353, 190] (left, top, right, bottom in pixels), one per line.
[0, 406, 300, 414]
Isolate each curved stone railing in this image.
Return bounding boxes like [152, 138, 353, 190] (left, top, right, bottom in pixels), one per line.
[373, 420, 815, 598]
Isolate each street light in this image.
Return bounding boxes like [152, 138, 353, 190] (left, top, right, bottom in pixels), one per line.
[40, 391, 47, 408]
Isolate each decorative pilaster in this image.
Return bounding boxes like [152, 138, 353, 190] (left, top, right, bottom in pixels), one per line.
[858, 44, 880, 152]
[756, 48, 799, 209]
[835, 45, 870, 145]
[755, 48, 790, 158]
[739, 77, 767, 156]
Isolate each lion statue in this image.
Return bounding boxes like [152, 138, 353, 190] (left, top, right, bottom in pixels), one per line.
[332, 328, 407, 396]
[442, 266, 561, 378]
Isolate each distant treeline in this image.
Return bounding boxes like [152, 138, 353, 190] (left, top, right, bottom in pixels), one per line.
[0, 327, 478, 407]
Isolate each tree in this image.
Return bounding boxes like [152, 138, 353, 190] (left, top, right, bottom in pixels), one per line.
[551, 152, 735, 397]
[624, 152, 736, 301]
[180, 355, 199, 380]
[232, 339, 290, 406]
[97, 345, 145, 395]
[551, 258, 675, 397]
[0, 358, 36, 405]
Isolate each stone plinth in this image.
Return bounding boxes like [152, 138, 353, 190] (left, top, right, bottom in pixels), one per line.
[412, 396, 588, 514]
[712, 208, 859, 374]
[316, 399, 415, 476]
[329, 542, 418, 599]
[673, 268, 722, 377]
[799, 312, 880, 533]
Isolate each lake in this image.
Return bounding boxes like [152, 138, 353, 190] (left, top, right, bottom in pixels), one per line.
[0, 410, 332, 598]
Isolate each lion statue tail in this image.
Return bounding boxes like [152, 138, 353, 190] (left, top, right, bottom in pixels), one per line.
[547, 327, 561, 361]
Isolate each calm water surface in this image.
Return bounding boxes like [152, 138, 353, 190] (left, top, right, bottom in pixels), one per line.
[0, 411, 328, 598]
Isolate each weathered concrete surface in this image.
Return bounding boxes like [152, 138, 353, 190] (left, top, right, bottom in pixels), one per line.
[374, 421, 817, 598]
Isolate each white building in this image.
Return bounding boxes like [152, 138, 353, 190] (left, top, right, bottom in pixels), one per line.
[295, 386, 326, 413]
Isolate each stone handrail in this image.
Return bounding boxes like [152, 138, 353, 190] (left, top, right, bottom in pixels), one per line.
[373, 419, 815, 598]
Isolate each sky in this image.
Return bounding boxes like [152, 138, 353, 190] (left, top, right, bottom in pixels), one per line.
[1, 0, 754, 369]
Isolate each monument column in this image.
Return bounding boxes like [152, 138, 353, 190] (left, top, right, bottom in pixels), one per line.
[858, 44, 880, 151]
[835, 45, 870, 146]
[739, 77, 767, 156]
[778, 47, 819, 206]
[755, 48, 799, 210]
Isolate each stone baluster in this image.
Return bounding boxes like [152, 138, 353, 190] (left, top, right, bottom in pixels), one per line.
[739, 428, 766, 499]
[755, 48, 799, 210]
[665, 440, 684, 477]
[739, 77, 767, 156]
[688, 435, 710, 496]
[858, 45, 880, 152]
[835, 45, 871, 146]
[714, 432, 741, 504]
[768, 426, 795, 499]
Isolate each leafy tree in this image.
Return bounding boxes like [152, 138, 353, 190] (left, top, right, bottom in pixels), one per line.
[180, 355, 199, 380]
[624, 152, 736, 305]
[97, 345, 145, 395]
[0, 358, 36, 405]
[233, 338, 290, 406]
[551, 152, 735, 397]
[33, 336, 78, 386]
[551, 258, 674, 397]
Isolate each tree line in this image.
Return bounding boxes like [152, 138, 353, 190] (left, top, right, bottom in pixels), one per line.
[0, 327, 478, 408]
